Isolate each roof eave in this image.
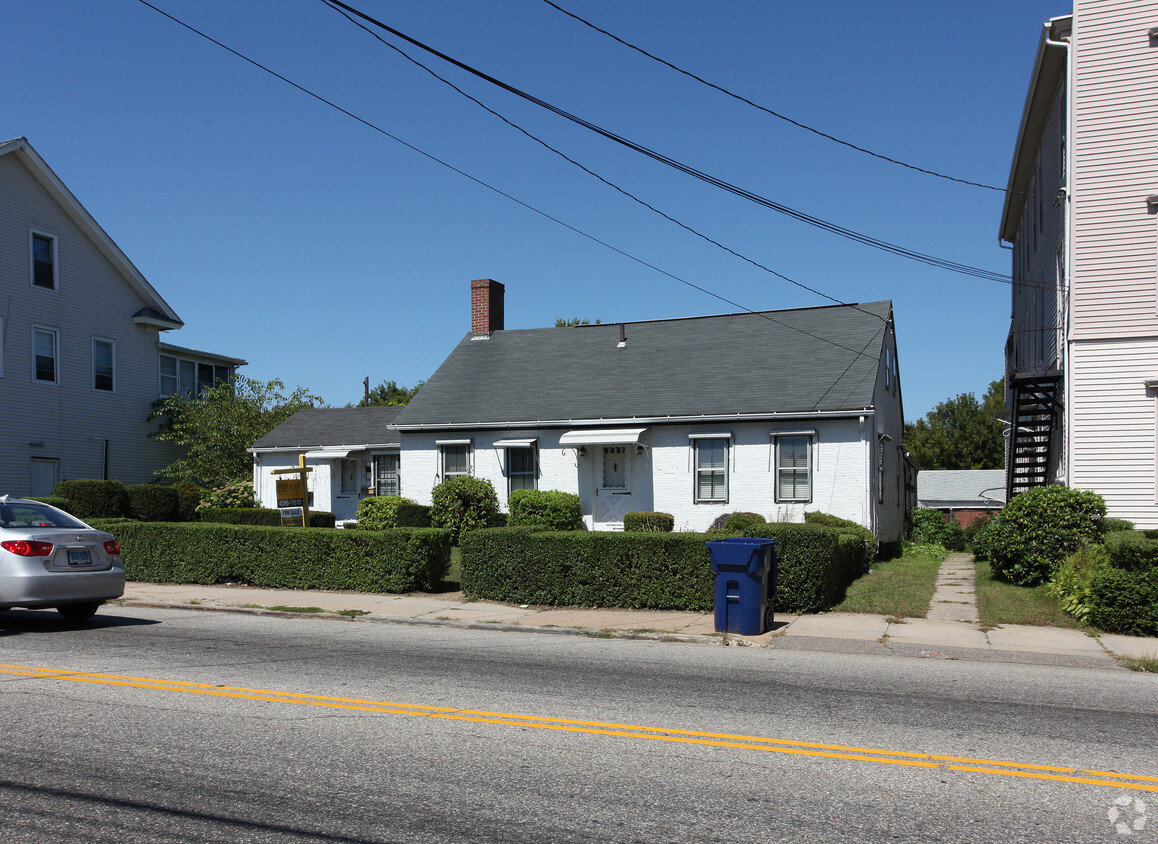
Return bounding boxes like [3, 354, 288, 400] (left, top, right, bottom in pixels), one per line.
[999, 16, 1072, 243]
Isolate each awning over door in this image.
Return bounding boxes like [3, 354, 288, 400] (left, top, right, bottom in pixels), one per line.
[492, 438, 538, 448]
[558, 428, 648, 446]
[303, 448, 357, 459]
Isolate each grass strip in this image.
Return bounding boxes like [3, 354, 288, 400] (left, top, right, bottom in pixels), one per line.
[833, 543, 946, 618]
[973, 559, 1087, 630]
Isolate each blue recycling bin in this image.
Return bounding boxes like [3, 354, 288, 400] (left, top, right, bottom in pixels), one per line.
[705, 537, 776, 635]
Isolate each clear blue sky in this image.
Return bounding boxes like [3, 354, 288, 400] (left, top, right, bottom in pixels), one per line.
[4, 0, 1068, 419]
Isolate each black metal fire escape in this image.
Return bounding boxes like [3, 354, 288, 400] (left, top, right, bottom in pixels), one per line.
[1006, 374, 1063, 500]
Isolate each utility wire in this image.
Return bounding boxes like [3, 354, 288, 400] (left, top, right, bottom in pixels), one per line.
[132, 0, 887, 366]
[539, 0, 1010, 194]
[323, 0, 883, 322]
[320, 0, 1011, 284]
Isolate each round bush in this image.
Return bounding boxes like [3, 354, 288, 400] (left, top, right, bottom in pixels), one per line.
[430, 476, 500, 544]
[508, 489, 583, 530]
[357, 496, 418, 530]
[984, 485, 1106, 586]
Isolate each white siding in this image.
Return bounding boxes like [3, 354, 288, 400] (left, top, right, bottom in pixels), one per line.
[0, 150, 208, 494]
[1071, 0, 1158, 339]
[1070, 338, 1158, 527]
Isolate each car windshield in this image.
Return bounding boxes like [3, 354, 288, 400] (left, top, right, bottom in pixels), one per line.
[0, 502, 88, 530]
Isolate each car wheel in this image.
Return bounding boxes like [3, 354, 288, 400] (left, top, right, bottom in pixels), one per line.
[57, 602, 101, 622]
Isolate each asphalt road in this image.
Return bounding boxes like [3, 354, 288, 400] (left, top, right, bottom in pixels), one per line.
[1, 605, 1155, 843]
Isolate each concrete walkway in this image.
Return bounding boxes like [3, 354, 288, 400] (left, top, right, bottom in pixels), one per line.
[925, 552, 979, 624]
[115, 553, 1158, 669]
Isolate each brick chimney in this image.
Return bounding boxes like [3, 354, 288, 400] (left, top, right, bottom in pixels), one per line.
[471, 278, 504, 336]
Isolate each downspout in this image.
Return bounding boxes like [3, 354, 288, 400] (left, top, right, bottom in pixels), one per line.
[1048, 20, 1073, 487]
[860, 415, 869, 531]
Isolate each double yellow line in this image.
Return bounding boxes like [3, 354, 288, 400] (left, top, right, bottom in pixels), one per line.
[3, 662, 1156, 793]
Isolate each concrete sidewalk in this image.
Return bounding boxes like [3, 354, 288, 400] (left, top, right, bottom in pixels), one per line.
[116, 579, 1158, 668]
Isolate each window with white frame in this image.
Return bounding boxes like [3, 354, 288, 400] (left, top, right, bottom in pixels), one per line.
[440, 443, 470, 480]
[92, 338, 115, 391]
[31, 232, 56, 289]
[32, 326, 58, 384]
[692, 436, 729, 502]
[159, 354, 234, 396]
[774, 435, 812, 503]
[506, 446, 536, 494]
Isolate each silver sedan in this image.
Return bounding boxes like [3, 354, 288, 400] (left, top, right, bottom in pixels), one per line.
[0, 496, 125, 621]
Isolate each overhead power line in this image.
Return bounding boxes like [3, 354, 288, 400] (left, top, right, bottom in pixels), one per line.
[320, 0, 1011, 285]
[539, 0, 1009, 194]
[132, 0, 888, 369]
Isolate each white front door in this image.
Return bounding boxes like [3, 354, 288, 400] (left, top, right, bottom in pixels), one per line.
[594, 446, 633, 529]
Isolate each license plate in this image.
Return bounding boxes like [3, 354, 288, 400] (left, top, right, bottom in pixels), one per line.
[67, 550, 93, 567]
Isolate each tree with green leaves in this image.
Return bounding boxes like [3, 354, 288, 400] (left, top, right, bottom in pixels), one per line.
[554, 317, 601, 327]
[904, 378, 1005, 470]
[362, 380, 424, 406]
[150, 376, 320, 488]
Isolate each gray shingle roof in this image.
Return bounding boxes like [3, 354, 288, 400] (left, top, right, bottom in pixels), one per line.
[394, 301, 892, 428]
[250, 407, 402, 450]
[917, 470, 1007, 508]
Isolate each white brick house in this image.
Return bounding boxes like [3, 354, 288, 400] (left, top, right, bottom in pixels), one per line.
[392, 280, 908, 542]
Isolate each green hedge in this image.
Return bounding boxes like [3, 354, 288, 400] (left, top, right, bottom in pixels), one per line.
[459, 522, 858, 614]
[127, 484, 181, 522]
[1086, 567, 1158, 636]
[395, 502, 432, 527]
[623, 511, 674, 532]
[27, 496, 74, 513]
[55, 479, 131, 518]
[91, 520, 451, 592]
[1104, 530, 1158, 572]
[508, 490, 583, 530]
[198, 508, 335, 528]
[460, 529, 713, 610]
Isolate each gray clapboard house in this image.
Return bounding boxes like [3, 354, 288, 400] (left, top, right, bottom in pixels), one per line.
[250, 406, 403, 523]
[0, 137, 244, 495]
[392, 279, 909, 540]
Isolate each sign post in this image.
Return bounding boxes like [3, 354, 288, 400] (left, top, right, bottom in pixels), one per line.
[270, 454, 313, 527]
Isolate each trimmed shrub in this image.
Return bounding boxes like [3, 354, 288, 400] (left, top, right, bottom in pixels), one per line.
[90, 520, 451, 592]
[54, 479, 130, 519]
[1102, 518, 1136, 533]
[309, 511, 336, 529]
[508, 489, 583, 531]
[200, 507, 280, 526]
[176, 486, 201, 522]
[982, 485, 1106, 586]
[430, 476, 500, 544]
[1104, 530, 1158, 572]
[357, 496, 417, 530]
[198, 507, 334, 528]
[461, 523, 858, 614]
[395, 502, 432, 527]
[1085, 567, 1158, 636]
[127, 484, 181, 522]
[1048, 544, 1113, 624]
[804, 511, 877, 562]
[908, 508, 966, 551]
[709, 512, 766, 536]
[27, 496, 74, 514]
[624, 511, 675, 532]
